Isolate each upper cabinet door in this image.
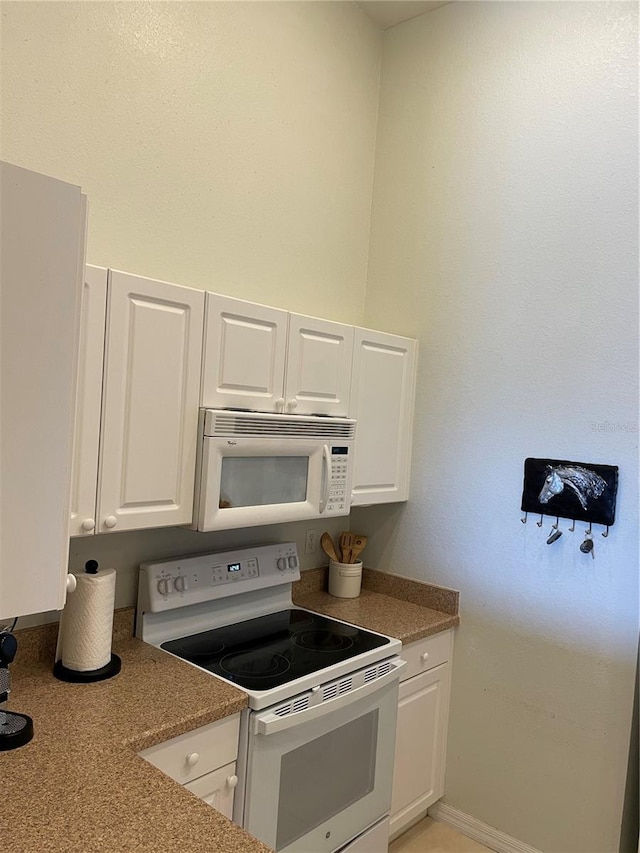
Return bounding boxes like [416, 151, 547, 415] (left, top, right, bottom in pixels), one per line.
[97, 270, 204, 533]
[350, 329, 417, 506]
[284, 314, 354, 416]
[201, 293, 288, 412]
[0, 163, 87, 619]
[69, 265, 108, 537]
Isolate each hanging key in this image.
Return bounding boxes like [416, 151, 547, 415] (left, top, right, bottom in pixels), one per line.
[546, 520, 562, 544]
[580, 536, 595, 559]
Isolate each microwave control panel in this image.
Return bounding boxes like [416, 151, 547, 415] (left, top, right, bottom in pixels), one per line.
[326, 446, 350, 515]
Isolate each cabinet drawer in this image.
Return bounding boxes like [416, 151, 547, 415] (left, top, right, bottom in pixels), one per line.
[401, 630, 452, 682]
[139, 714, 240, 785]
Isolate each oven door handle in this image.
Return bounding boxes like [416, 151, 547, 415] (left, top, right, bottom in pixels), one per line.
[254, 658, 406, 736]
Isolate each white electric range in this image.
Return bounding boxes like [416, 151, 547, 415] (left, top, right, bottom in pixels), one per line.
[136, 542, 405, 853]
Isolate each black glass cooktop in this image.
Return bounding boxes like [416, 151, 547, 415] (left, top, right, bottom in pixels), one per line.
[161, 608, 390, 691]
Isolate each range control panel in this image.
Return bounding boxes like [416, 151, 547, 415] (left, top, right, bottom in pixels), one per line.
[139, 542, 300, 613]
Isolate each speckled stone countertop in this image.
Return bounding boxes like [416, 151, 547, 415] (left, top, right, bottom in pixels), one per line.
[6, 612, 272, 853]
[5, 568, 459, 853]
[293, 566, 460, 644]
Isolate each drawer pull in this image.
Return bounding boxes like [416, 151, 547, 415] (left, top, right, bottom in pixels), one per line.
[186, 752, 200, 767]
[420, 652, 430, 663]
[226, 775, 239, 789]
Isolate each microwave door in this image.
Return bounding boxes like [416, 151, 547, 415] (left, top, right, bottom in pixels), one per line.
[197, 438, 327, 531]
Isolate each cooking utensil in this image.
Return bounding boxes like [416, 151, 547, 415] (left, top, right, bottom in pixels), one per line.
[339, 532, 354, 563]
[320, 532, 340, 563]
[349, 535, 368, 562]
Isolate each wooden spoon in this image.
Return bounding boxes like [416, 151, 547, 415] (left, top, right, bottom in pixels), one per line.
[349, 534, 368, 563]
[339, 531, 354, 563]
[320, 532, 340, 563]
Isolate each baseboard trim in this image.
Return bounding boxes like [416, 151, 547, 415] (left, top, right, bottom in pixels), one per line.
[428, 802, 543, 853]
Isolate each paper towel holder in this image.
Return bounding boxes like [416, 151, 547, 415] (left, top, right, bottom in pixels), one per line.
[53, 653, 121, 683]
[53, 560, 122, 684]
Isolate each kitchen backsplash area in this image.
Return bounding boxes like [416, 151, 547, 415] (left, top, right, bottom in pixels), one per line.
[15, 517, 349, 629]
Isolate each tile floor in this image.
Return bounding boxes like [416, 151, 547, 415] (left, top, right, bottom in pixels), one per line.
[389, 817, 494, 853]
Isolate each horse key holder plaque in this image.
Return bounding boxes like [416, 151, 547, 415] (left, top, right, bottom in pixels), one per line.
[520, 458, 618, 555]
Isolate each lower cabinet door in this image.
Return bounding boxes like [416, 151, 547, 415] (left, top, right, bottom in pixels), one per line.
[390, 662, 450, 840]
[184, 761, 238, 820]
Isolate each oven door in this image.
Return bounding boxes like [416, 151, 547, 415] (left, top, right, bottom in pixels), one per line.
[241, 663, 402, 853]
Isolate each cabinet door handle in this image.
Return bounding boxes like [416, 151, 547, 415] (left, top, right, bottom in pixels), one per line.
[275, 397, 285, 413]
[66, 574, 77, 593]
[81, 518, 95, 532]
[287, 399, 297, 412]
[420, 652, 430, 663]
[186, 752, 200, 767]
[104, 515, 117, 529]
[226, 774, 239, 789]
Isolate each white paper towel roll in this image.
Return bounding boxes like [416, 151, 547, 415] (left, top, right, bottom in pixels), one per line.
[60, 568, 116, 672]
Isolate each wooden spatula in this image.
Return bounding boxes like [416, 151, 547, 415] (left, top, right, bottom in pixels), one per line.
[339, 531, 354, 563]
[349, 534, 368, 563]
[321, 532, 340, 563]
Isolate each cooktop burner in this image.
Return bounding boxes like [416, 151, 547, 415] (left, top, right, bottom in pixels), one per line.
[160, 608, 390, 691]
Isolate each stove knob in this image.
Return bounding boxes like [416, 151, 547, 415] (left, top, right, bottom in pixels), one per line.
[174, 575, 187, 593]
[277, 557, 287, 571]
[157, 577, 170, 596]
[288, 556, 298, 569]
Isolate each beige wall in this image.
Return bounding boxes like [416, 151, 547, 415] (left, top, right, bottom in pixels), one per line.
[0, 0, 381, 323]
[354, 2, 639, 851]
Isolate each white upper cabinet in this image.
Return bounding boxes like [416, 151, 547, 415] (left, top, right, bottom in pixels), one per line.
[202, 294, 287, 412]
[284, 314, 353, 417]
[69, 265, 108, 537]
[96, 270, 204, 533]
[350, 328, 417, 506]
[0, 162, 86, 619]
[202, 295, 354, 416]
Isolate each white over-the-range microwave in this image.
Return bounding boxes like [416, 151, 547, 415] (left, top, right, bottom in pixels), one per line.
[193, 409, 356, 531]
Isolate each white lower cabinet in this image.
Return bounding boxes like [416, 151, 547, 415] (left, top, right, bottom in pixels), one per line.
[183, 761, 238, 820]
[390, 630, 453, 841]
[138, 714, 240, 820]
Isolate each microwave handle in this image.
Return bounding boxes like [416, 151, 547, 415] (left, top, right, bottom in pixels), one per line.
[319, 444, 331, 514]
